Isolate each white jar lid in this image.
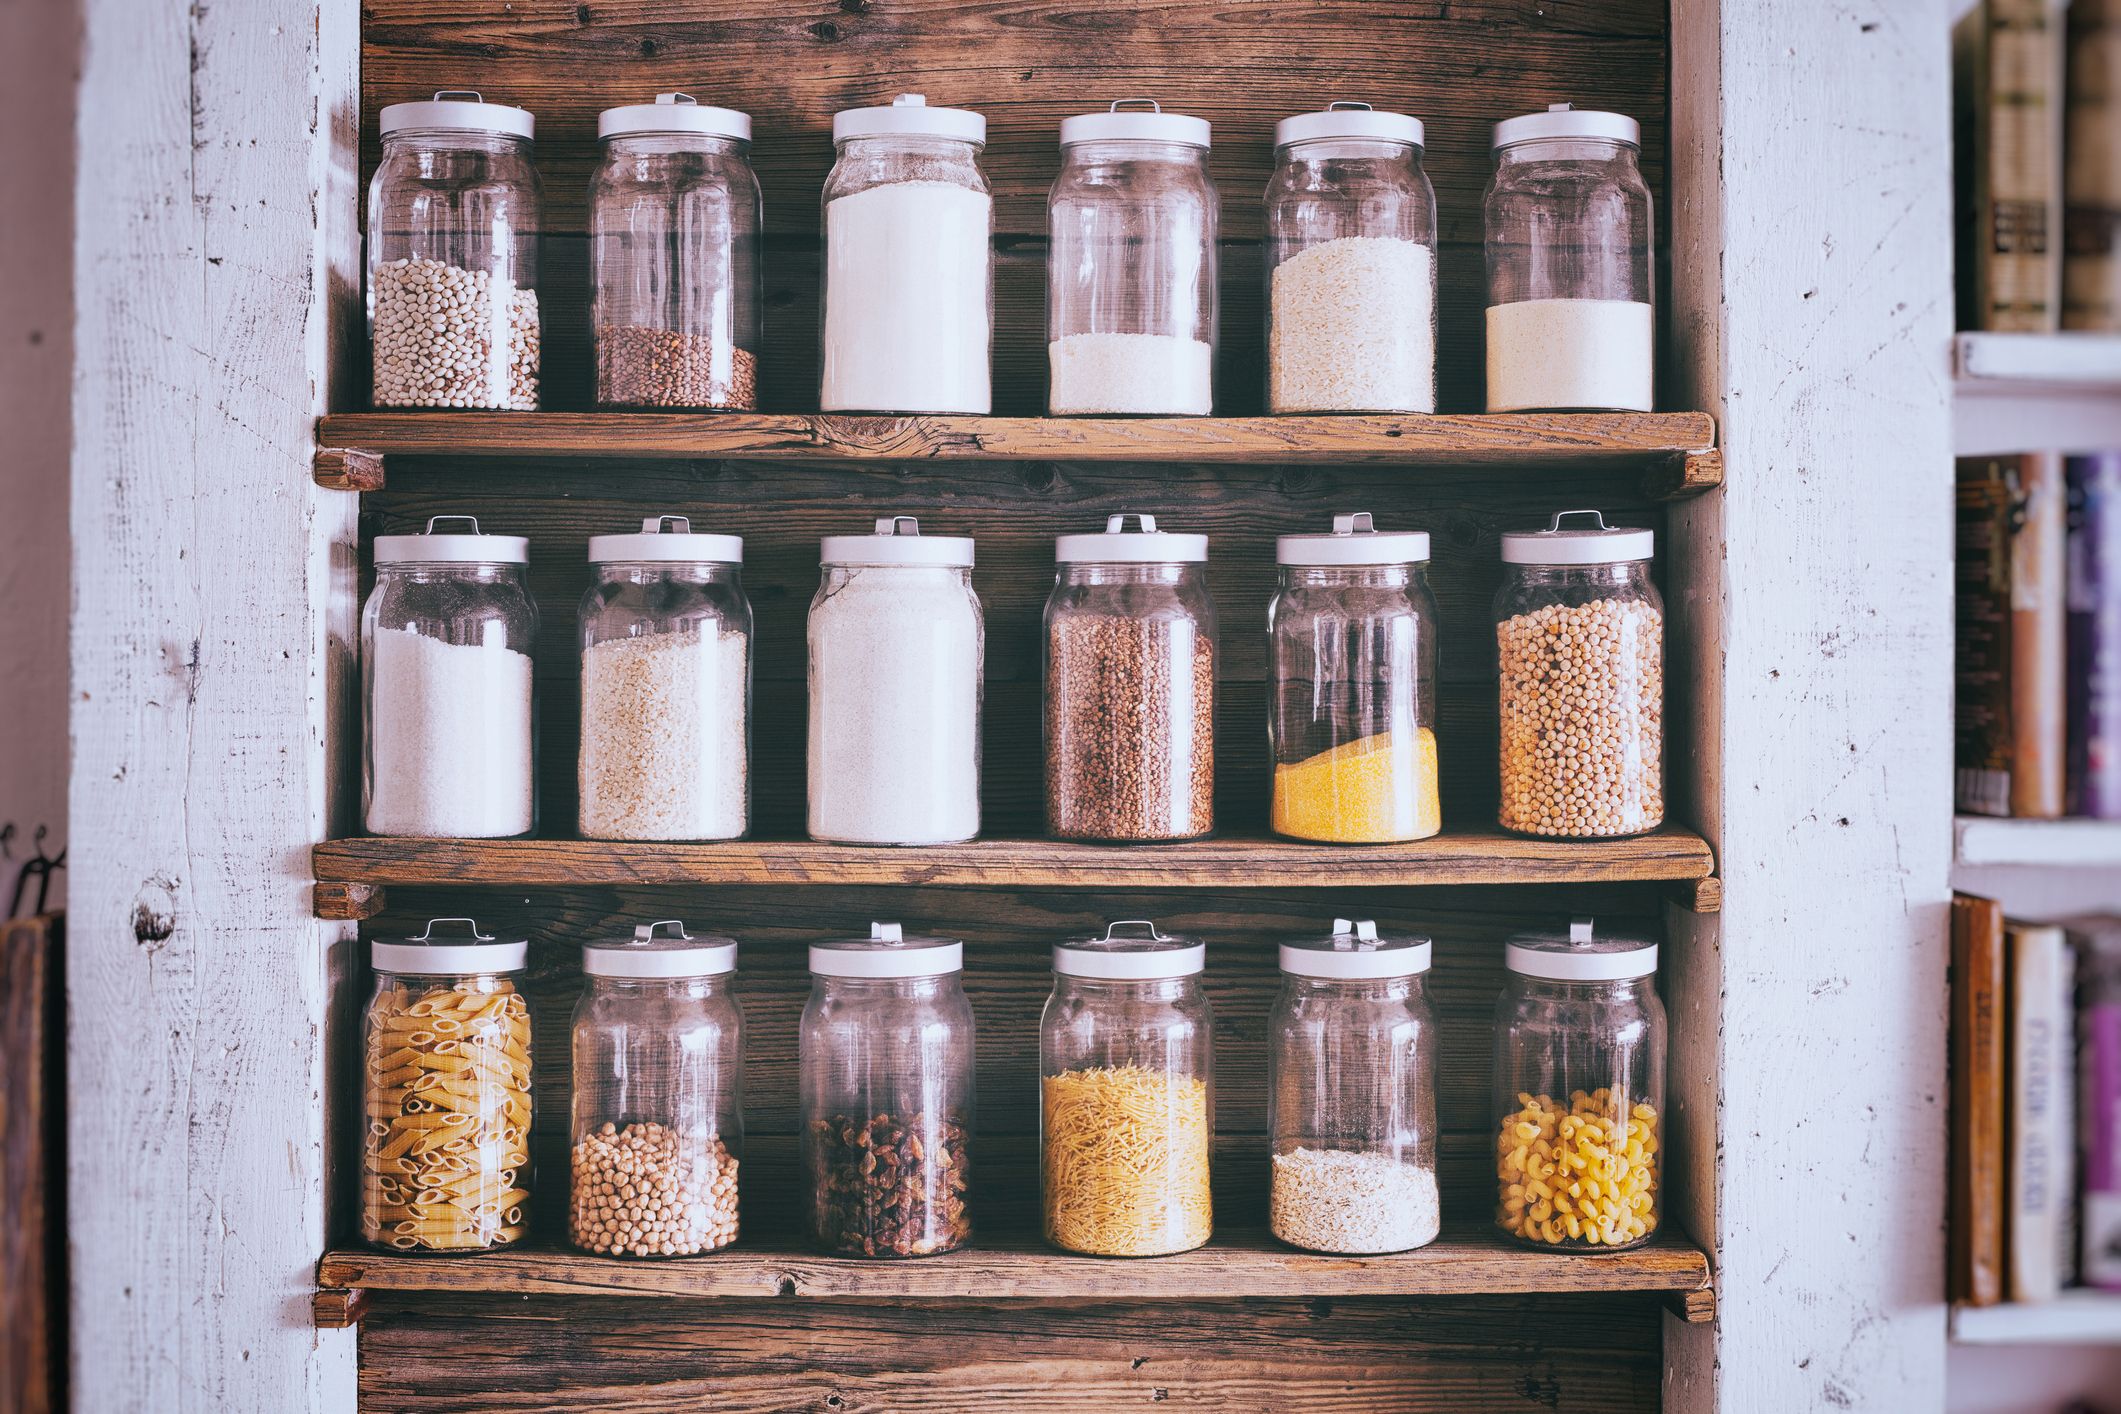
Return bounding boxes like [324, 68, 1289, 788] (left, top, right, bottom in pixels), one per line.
[1054, 920, 1205, 979]
[380, 90, 535, 140]
[599, 92, 751, 142]
[1060, 99, 1211, 149]
[1275, 102, 1423, 150]
[1277, 511, 1430, 566]
[820, 515, 975, 567]
[833, 93, 986, 146]
[1279, 918, 1432, 979]
[374, 514, 530, 565]
[1499, 509, 1654, 565]
[1055, 512, 1208, 564]
[1505, 917, 1658, 981]
[589, 514, 743, 565]
[810, 921, 965, 978]
[372, 917, 529, 975]
[1492, 103, 1639, 152]
[584, 919, 737, 978]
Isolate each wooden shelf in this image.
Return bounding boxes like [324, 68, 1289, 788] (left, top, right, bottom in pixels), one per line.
[1955, 332, 2121, 389]
[312, 826, 1716, 893]
[318, 1227, 1714, 1317]
[1950, 1291, 2121, 1345]
[1953, 816, 2121, 869]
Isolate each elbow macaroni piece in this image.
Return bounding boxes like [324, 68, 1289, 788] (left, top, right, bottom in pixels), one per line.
[1495, 1088, 1659, 1249]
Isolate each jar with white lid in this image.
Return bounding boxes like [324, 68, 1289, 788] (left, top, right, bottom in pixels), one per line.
[1483, 104, 1654, 412]
[1044, 514, 1216, 841]
[821, 95, 992, 413]
[1268, 512, 1440, 843]
[361, 918, 533, 1253]
[1041, 921, 1214, 1256]
[1047, 100, 1218, 415]
[1494, 918, 1664, 1251]
[367, 92, 540, 410]
[579, 515, 750, 842]
[1495, 510, 1663, 838]
[590, 94, 762, 410]
[570, 921, 743, 1257]
[363, 515, 537, 838]
[1264, 103, 1437, 413]
[801, 923, 975, 1257]
[808, 517, 983, 845]
[1269, 919, 1439, 1254]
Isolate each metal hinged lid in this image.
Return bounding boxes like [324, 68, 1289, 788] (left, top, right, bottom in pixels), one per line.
[1054, 512, 1209, 564]
[1491, 103, 1639, 152]
[1276, 511, 1431, 566]
[832, 93, 987, 146]
[372, 917, 529, 975]
[809, 921, 965, 978]
[1054, 920, 1206, 979]
[599, 92, 752, 142]
[1505, 917, 1658, 981]
[1059, 98, 1211, 149]
[380, 90, 535, 140]
[1274, 101, 1424, 151]
[1279, 918, 1433, 979]
[373, 515, 530, 565]
[584, 920, 738, 978]
[588, 514, 744, 565]
[1499, 509, 1654, 566]
[820, 515, 976, 568]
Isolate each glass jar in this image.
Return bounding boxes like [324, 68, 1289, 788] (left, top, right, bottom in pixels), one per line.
[360, 918, 532, 1253]
[808, 517, 983, 845]
[570, 921, 743, 1257]
[1047, 100, 1218, 415]
[579, 516, 750, 841]
[820, 94, 992, 413]
[589, 94, 762, 411]
[1269, 919, 1438, 1254]
[362, 516, 538, 838]
[1268, 512, 1440, 843]
[1264, 103, 1437, 413]
[800, 923, 975, 1257]
[1494, 511, 1663, 838]
[366, 92, 540, 411]
[1041, 922, 1214, 1256]
[1493, 918, 1665, 1251]
[1045, 515, 1216, 841]
[1483, 104, 1653, 412]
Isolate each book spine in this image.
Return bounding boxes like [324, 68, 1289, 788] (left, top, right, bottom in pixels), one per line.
[1954, 893, 2008, 1305]
[1959, 460, 2020, 816]
[1983, 0, 2067, 331]
[2013, 452, 2069, 818]
[2006, 924, 2068, 1302]
[2064, 0, 2121, 330]
[2083, 935, 2121, 1290]
[2067, 453, 2121, 818]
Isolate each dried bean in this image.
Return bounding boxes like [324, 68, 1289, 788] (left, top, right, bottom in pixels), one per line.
[595, 324, 759, 410]
[1496, 597, 1663, 837]
[1046, 614, 1214, 841]
[809, 1110, 971, 1258]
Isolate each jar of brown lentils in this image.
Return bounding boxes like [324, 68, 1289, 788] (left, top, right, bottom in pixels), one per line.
[1493, 511, 1663, 838]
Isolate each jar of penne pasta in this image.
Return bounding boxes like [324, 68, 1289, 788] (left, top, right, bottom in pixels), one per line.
[361, 918, 534, 1253]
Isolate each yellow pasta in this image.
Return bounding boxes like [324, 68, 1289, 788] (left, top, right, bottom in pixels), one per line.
[1042, 1064, 1213, 1256]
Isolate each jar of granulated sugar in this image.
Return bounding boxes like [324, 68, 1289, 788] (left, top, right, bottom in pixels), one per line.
[1264, 104, 1436, 413]
[367, 92, 540, 411]
[362, 516, 537, 838]
[1494, 511, 1663, 838]
[1047, 100, 1218, 416]
[808, 517, 983, 845]
[1483, 105, 1653, 412]
[590, 95, 762, 411]
[820, 95, 992, 414]
[578, 516, 750, 841]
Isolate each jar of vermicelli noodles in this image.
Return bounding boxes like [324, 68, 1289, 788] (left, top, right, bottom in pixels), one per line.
[360, 918, 533, 1253]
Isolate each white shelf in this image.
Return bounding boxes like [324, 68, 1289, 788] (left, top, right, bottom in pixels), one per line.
[1954, 333, 2121, 456]
[1952, 1291, 2121, 1345]
[1954, 816, 2121, 869]
[1956, 332, 2121, 388]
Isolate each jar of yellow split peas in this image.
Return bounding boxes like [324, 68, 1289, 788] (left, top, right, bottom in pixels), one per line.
[360, 917, 534, 1253]
[1492, 917, 1663, 1252]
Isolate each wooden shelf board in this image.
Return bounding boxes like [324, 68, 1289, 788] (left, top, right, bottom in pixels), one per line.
[1950, 1291, 2121, 1345]
[319, 1227, 1712, 1309]
[1954, 331, 2121, 390]
[311, 827, 1715, 892]
[1953, 816, 2121, 869]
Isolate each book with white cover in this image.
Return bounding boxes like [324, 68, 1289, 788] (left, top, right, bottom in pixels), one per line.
[2006, 922, 2076, 1302]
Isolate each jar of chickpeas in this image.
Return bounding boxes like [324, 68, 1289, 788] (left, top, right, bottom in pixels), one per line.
[1492, 918, 1664, 1252]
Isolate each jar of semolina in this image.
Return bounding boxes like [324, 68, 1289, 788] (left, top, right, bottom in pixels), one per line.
[1493, 510, 1663, 838]
[1492, 918, 1664, 1252]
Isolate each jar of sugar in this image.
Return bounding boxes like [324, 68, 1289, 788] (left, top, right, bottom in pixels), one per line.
[807, 517, 983, 845]
[361, 516, 538, 838]
[820, 95, 992, 414]
[1047, 100, 1219, 416]
[1482, 105, 1654, 413]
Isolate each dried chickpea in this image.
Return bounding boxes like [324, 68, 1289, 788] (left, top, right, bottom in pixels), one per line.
[1497, 597, 1664, 837]
[1495, 1089, 1659, 1249]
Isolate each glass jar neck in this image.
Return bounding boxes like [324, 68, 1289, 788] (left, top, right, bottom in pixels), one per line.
[817, 973, 960, 1000]
[1062, 139, 1207, 167]
[1059, 561, 1196, 587]
[1286, 973, 1422, 1001]
[1504, 561, 1646, 589]
[835, 134, 980, 163]
[1279, 563, 1422, 589]
[1511, 973, 1653, 1003]
[1498, 137, 1635, 166]
[588, 974, 727, 1000]
[1277, 138, 1417, 164]
[383, 129, 528, 157]
[377, 561, 522, 584]
[601, 133, 747, 157]
[594, 561, 740, 587]
[1058, 975, 1197, 1003]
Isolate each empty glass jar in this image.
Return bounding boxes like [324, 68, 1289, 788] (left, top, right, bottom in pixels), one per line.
[590, 94, 761, 410]
[1264, 103, 1437, 413]
[366, 92, 540, 411]
[1268, 512, 1440, 843]
[1484, 104, 1654, 412]
[1041, 921, 1214, 1256]
[821, 95, 992, 413]
[1493, 918, 1665, 1251]
[1269, 919, 1439, 1254]
[1045, 515, 1216, 841]
[1494, 511, 1663, 838]
[801, 923, 976, 1257]
[570, 921, 743, 1257]
[361, 918, 532, 1253]
[1047, 100, 1218, 415]
[362, 516, 537, 838]
[579, 516, 750, 842]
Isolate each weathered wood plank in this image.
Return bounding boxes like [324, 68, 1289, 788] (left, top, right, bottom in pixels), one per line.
[311, 1288, 370, 1330]
[313, 882, 387, 920]
[312, 447, 387, 492]
[1, 916, 64, 1414]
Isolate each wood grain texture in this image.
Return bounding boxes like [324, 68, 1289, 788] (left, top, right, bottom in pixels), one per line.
[313, 881, 387, 920]
[1, 916, 63, 1414]
[313, 447, 387, 492]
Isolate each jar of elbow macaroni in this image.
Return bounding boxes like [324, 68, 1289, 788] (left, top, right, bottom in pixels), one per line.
[360, 918, 534, 1253]
[1492, 917, 1664, 1252]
